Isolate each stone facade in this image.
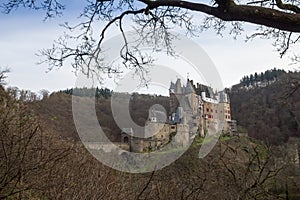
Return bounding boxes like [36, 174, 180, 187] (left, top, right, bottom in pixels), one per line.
[170, 79, 233, 136]
[121, 123, 187, 152]
[121, 78, 235, 152]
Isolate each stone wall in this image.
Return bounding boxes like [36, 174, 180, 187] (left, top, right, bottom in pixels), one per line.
[121, 123, 190, 152]
[174, 124, 189, 147]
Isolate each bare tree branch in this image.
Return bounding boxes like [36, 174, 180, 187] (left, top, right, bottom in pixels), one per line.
[139, 0, 300, 32]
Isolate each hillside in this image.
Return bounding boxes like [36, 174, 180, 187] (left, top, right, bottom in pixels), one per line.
[29, 91, 170, 142]
[30, 70, 300, 146]
[1, 72, 300, 199]
[229, 71, 300, 145]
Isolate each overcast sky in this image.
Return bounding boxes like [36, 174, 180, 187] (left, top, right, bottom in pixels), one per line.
[0, 3, 298, 95]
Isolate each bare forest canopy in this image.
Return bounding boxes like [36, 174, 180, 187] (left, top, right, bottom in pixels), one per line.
[230, 70, 300, 145]
[30, 89, 170, 142]
[60, 87, 113, 99]
[29, 69, 299, 146]
[2, 68, 300, 145]
[1, 69, 300, 199]
[1, 79, 300, 199]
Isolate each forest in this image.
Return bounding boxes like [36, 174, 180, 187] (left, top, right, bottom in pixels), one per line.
[239, 68, 287, 87]
[1, 69, 300, 199]
[230, 70, 300, 145]
[1, 0, 300, 198]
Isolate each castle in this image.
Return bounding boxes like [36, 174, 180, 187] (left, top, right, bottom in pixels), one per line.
[121, 78, 236, 152]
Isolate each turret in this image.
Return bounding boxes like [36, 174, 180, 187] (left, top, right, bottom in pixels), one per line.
[185, 79, 195, 94]
[169, 81, 175, 94]
[175, 78, 182, 94]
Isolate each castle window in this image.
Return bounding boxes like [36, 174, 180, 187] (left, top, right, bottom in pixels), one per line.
[123, 136, 129, 143]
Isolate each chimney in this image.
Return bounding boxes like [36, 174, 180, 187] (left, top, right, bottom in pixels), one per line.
[190, 80, 194, 87]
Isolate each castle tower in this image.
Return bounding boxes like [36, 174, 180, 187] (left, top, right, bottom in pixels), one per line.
[175, 78, 182, 94]
[185, 79, 194, 94]
[175, 120, 189, 147]
[169, 79, 183, 115]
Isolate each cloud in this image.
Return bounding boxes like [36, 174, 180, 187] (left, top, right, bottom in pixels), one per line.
[0, 9, 297, 94]
[0, 13, 76, 93]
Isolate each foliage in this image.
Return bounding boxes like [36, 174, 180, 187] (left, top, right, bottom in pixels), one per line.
[60, 87, 113, 99]
[240, 68, 286, 87]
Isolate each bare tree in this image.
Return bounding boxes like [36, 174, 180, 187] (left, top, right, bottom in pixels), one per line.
[39, 89, 50, 100]
[214, 136, 299, 199]
[0, 68, 9, 85]
[1, 0, 299, 78]
[0, 76, 71, 199]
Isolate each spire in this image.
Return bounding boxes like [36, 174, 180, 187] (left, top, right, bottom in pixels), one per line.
[169, 81, 175, 93]
[185, 79, 195, 94]
[175, 78, 182, 94]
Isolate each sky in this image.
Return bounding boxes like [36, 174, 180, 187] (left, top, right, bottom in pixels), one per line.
[0, 2, 298, 95]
